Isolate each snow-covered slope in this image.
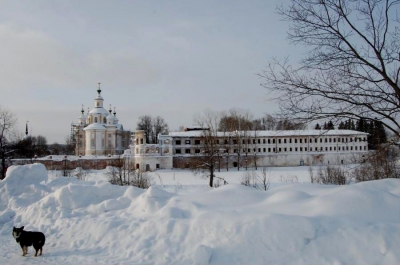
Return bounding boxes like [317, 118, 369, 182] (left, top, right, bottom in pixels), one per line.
[0, 164, 399, 264]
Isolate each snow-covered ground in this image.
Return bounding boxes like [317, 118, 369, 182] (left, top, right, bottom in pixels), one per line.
[0, 163, 399, 265]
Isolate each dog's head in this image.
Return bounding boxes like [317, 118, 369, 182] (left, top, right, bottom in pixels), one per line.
[12, 226, 24, 239]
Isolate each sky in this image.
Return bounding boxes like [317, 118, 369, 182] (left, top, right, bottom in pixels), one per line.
[0, 0, 302, 144]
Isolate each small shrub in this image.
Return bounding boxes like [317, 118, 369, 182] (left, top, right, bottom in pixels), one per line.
[309, 165, 348, 185]
[241, 168, 270, 191]
[280, 174, 298, 183]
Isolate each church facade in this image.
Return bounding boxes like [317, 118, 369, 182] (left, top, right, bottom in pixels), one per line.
[71, 85, 131, 156]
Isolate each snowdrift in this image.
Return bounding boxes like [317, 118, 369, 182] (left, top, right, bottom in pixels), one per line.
[0, 164, 399, 264]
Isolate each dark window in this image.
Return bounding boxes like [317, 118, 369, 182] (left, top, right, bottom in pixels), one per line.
[140, 138, 143, 144]
[156, 164, 160, 169]
[290, 139, 292, 143]
[290, 147, 292, 151]
[258, 139, 261, 144]
[284, 139, 287, 143]
[300, 147, 303, 151]
[225, 140, 228, 144]
[268, 139, 271, 144]
[253, 139, 256, 144]
[268, 148, 271, 152]
[233, 140, 237, 144]
[300, 139, 302, 143]
[176, 140, 181, 145]
[263, 148, 266, 152]
[263, 139, 266, 144]
[295, 139, 297, 143]
[325, 138, 327, 142]
[320, 139, 322, 143]
[195, 140, 200, 145]
[195, 149, 200, 153]
[185, 149, 190, 154]
[305, 147, 307, 151]
[295, 147, 298, 151]
[273, 139, 276, 144]
[278, 139, 281, 144]
[176, 149, 181, 154]
[279, 148, 281, 152]
[273, 148, 276, 152]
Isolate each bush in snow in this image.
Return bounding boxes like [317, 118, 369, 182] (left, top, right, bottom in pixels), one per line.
[351, 147, 399, 182]
[107, 157, 154, 189]
[240, 167, 271, 191]
[309, 164, 348, 185]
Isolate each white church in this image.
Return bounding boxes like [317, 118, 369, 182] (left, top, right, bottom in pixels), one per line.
[71, 85, 131, 156]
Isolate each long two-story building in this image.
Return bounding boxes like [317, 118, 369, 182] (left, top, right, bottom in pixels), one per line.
[125, 129, 369, 171]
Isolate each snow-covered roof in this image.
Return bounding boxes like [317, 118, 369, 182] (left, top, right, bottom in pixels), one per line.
[83, 123, 106, 130]
[167, 130, 369, 137]
[89, 107, 109, 115]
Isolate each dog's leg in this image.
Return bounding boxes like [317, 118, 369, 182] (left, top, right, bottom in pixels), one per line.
[22, 246, 27, 256]
[39, 248, 43, 256]
[21, 247, 24, 256]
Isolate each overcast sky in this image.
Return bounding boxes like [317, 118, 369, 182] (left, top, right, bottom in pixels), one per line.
[0, 0, 303, 144]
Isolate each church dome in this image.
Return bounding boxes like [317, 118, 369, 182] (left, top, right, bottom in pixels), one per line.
[89, 107, 109, 115]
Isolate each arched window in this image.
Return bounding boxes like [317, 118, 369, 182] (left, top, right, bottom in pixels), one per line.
[94, 117, 98, 123]
[103, 117, 106, 123]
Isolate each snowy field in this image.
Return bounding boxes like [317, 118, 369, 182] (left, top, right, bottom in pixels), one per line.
[0, 163, 399, 265]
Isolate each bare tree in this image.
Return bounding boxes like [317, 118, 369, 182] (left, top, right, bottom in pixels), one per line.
[137, 115, 169, 144]
[260, 0, 400, 137]
[152, 116, 169, 143]
[0, 106, 17, 179]
[137, 115, 153, 144]
[64, 135, 75, 155]
[192, 110, 223, 187]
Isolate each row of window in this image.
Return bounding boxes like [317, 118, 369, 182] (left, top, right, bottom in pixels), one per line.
[86, 116, 119, 125]
[175, 145, 367, 154]
[174, 137, 367, 145]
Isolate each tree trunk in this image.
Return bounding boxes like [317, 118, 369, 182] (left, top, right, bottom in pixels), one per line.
[1, 156, 5, 180]
[209, 164, 214, 187]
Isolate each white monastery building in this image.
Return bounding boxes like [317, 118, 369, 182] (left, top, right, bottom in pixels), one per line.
[71, 86, 369, 169]
[72, 85, 131, 156]
[125, 128, 369, 171]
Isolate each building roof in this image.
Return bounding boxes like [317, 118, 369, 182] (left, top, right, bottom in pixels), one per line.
[83, 123, 106, 131]
[167, 130, 369, 137]
[89, 107, 109, 115]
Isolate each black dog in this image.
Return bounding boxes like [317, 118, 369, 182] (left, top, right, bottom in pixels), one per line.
[12, 226, 45, 257]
